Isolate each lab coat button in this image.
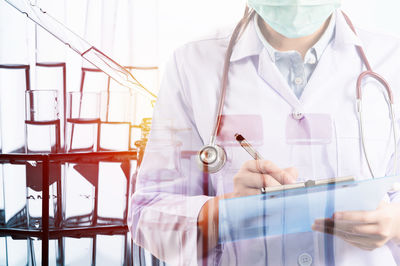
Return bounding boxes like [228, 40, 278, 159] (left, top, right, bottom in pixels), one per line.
[292, 110, 305, 120]
[298, 252, 313, 266]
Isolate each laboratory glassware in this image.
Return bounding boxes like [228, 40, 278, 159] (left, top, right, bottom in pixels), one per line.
[36, 62, 67, 151]
[3, 0, 157, 102]
[99, 91, 132, 152]
[64, 92, 100, 227]
[66, 91, 100, 153]
[0, 65, 30, 154]
[24, 90, 62, 230]
[96, 91, 132, 225]
[0, 65, 31, 244]
[25, 90, 60, 154]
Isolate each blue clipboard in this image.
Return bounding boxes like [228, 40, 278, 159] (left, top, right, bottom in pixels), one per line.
[218, 175, 400, 243]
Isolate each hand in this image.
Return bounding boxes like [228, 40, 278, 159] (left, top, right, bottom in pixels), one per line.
[197, 160, 298, 257]
[232, 160, 298, 198]
[312, 202, 400, 251]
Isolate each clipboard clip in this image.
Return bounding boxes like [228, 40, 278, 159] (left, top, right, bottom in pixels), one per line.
[304, 180, 316, 187]
[261, 176, 355, 194]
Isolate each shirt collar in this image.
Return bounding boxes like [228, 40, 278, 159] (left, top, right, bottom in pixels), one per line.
[254, 12, 336, 63]
[229, 9, 362, 63]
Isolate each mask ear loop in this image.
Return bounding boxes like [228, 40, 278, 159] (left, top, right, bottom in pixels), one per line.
[342, 11, 397, 178]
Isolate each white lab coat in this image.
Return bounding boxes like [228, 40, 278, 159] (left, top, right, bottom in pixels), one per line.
[129, 10, 400, 266]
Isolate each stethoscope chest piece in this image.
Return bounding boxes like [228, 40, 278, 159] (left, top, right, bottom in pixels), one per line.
[198, 144, 227, 173]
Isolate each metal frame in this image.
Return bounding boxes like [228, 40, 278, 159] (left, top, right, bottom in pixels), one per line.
[0, 64, 165, 265]
[0, 151, 136, 266]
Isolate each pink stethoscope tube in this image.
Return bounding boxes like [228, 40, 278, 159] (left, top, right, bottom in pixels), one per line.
[341, 12, 394, 104]
[342, 12, 397, 177]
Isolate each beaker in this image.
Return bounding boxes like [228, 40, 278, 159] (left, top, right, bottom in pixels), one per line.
[99, 91, 132, 151]
[66, 92, 100, 153]
[24, 90, 61, 229]
[25, 90, 60, 154]
[64, 92, 100, 227]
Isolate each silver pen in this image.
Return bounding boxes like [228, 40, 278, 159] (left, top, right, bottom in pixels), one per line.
[235, 133, 264, 160]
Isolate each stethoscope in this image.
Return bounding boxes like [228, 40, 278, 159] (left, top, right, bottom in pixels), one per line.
[197, 9, 398, 178]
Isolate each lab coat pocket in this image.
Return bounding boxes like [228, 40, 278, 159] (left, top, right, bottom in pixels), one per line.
[217, 114, 263, 146]
[335, 104, 394, 178]
[285, 113, 333, 145]
[285, 113, 338, 180]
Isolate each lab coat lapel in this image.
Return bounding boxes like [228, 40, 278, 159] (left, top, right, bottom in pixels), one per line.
[299, 10, 363, 105]
[299, 43, 337, 105]
[231, 17, 301, 109]
[257, 48, 302, 109]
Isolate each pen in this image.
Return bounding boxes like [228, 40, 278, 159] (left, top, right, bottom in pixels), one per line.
[234, 133, 264, 160]
[235, 133, 267, 193]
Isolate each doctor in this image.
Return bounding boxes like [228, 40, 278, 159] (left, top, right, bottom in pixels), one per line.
[129, 0, 400, 265]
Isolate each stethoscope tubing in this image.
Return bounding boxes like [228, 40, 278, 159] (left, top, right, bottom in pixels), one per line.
[343, 12, 397, 177]
[210, 8, 255, 145]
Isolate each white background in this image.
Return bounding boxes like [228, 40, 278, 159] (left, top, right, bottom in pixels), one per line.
[1, 0, 400, 74]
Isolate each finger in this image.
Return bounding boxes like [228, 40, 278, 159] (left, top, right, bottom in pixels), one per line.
[257, 160, 297, 184]
[348, 224, 387, 238]
[341, 237, 376, 251]
[238, 172, 281, 188]
[314, 218, 334, 226]
[314, 218, 376, 229]
[312, 224, 361, 241]
[261, 173, 282, 187]
[269, 167, 297, 185]
[314, 224, 381, 251]
[243, 160, 295, 184]
[314, 218, 381, 238]
[254, 160, 295, 184]
[312, 223, 382, 242]
[333, 210, 379, 224]
[315, 219, 385, 241]
[283, 167, 299, 181]
[272, 167, 297, 184]
[236, 187, 263, 197]
[243, 160, 281, 174]
[312, 222, 344, 236]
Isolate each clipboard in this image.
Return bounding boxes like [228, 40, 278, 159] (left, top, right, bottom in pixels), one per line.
[218, 175, 400, 243]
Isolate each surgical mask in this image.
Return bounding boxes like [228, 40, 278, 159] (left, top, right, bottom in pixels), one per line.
[247, 0, 341, 38]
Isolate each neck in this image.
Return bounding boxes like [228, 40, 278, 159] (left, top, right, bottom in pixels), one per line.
[258, 15, 332, 59]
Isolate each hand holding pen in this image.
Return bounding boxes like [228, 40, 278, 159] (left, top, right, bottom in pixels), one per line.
[234, 133, 298, 195]
[197, 134, 299, 254]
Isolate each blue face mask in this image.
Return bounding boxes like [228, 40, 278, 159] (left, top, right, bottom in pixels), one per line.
[247, 0, 341, 38]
